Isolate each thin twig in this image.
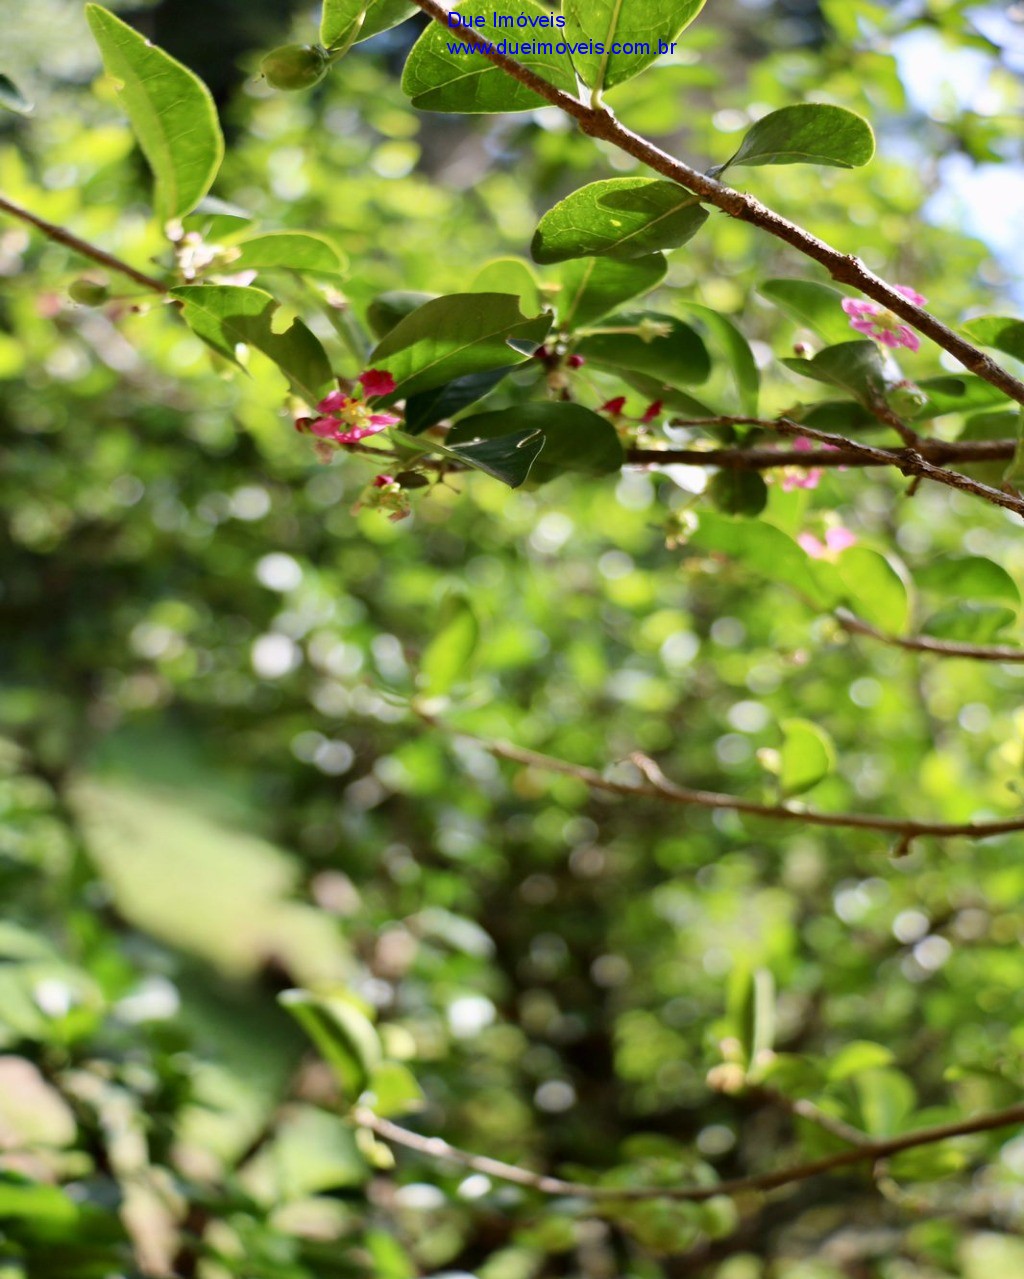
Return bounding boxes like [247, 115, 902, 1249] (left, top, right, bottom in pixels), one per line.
[836, 609, 1024, 663]
[415, 713, 1024, 841]
[628, 436, 1018, 472]
[0, 193, 168, 295]
[404, 0, 1024, 411]
[750, 1087, 871, 1147]
[354, 1102, 1024, 1202]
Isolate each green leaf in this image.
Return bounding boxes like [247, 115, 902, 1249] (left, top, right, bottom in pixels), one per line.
[677, 302, 760, 414]
[470, 258, 542, 316]
[170, 285, 333, 406]
[367, 290, 437, 340]
[730, 967, 775, 1069]
[0, 1178, 79, 1225]
[916, 556, 1019, 607]
[827, 1041, 894, 1081]
[835, 547, 909, 633]
[404, 368, 512, 435]
[720, 104, 875, 172]
[708, 470, 768, 517]
[0, 73, 32, 115]
[577, 312, 710, 385]
[401, 0, 577, 112]
[758, 278, 854, 344]
[799, 400, 875, 433]
[392, 427, 545, 489]
[783, 340, 890, 408]
[921, 604, 1017, 644]
[853, 1067, 915, 1136]
[85, 5, 224, 224]
[617, 371, 718, 418]
[559, 255, 668, 330]
[563, 0, 708, 93]
[532, 179, 708, 264]
[779, 718, 835, 796]
[420, 593, 480, 696]
[962, 315, 1024, 363]
[369, 293, 552, 401]
[918, 376, 1010, 418]
[321, 0, 416, 51]
[231, 232, 347, 277]
[362, 1062, 425, 1118]
[279, 989, 382, 1100]
[690, 514, 840, 610]
[447, 403, 624, 482]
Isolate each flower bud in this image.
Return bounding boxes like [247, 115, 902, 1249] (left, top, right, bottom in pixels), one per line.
[260, 43, 330, 91]
[68, 276, 109, 306]
[886, 379, 928, 417]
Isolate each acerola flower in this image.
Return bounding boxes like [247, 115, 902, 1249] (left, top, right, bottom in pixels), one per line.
[781, 437, 823, 492]
[841, 286, 926, 351]
[308, 373, 401, 446]
[641, 399, 664, 425]
[798, 527, 857, 560]
[352, 473, 410, 522]
[600, 396, 628, 416]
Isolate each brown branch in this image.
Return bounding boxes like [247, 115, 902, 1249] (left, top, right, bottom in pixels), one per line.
[0, 193, 168, 295]
[837, 608, 1024, 663]
[405, 0, 1024, 412]
[416, 714, 1024, 842]
[355, 1102, 1024, 1202]
[750, 1087, 871, 1147]
[627, 434, 1018, 472]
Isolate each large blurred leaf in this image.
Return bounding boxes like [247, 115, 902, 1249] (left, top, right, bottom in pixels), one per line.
[0, 74, 32, 115]
[85, 5, 223, 224]
[532, 179, 708, 263]
[280, 989, 382, 1100]
[170, 285, 333, 405]
[779, 718, 836, 795]
[835, 547, 909, 633]
[962, 315, 1024, 363]
[691, 514, 839, 610]
[321, 0, 416, 49]
[420, 593, 480, 696]
[563, 0, 707, 92]
[678, 302, 759, 413]
[370, 293, 552, 401]
[916, 556, 1020, 607]
[402, 0, 577, 112]
[447, 403, 624, 482]
[231, 232, 347, 277]
[720, 104, 875, 171]
[853, 1067, 916, 1136]
[559, 255, 668, 330]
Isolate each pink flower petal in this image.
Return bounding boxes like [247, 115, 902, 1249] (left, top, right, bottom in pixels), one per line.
[368, 412, 401, 427]
[335, 422, 390, 445]
[359, 368, 397, 398]
[895, 285, 926, 306]
[797, 533, 826, 559]
[310, 417, 341, 438]
[318, 390, 349, 413]
[842, 298, 880, 319]
[895, 327, 920, 352]
[792, 437, 812, 452]
[877, 330, 902, 349]
[849, 318, 880, 336]
[825, 527, 857, 553]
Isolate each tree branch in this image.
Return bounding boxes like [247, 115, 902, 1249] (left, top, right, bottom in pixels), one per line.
[354, 1101, 1024, 1202]
[404, 0, 1024, 411]
[836, 608, 1024, 663]
[415, 713, 1024, 843]
[0, 193, 168, 295]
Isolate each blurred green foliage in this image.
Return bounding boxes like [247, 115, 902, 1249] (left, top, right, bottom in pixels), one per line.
[1, 0, 1024, 1274]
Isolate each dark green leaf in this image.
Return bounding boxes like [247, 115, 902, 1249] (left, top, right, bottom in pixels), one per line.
[532, 179, 708, 264]
[917, 376, 1010, 418]
[578, 311, 710, 385]
[369, 293, 552, 401]
[401, 0, 577, 112]
[231, 232, 347, 277]
[367, 290, 437, 340]
[921, 604, 1017, 644]
[85, 5, 224, 224]
[708, 470, 768, 517]
[392, 426, 545, 488]
[783, 340, 889, 408]
[559, 255, 668, 330]
[404, 368, 512, 434]
[678, 302, 760, 414]
[721, 104, 875, 172]
[758, 278, 854, 344]
[916, 556, 1019, 607]
[448, 403, 623, 483]
[563, 0, 708, 92]
[321, 0, 416, 51]
[470, 258, 542, 315]
[170, 285, 333, 405]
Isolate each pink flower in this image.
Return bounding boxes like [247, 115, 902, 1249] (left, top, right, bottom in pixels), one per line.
[841, 285, 926, 351]
[358, 369, 397, 399]
[373, 474, 396, 489]
[798, 527, 857, 560]
[308, 375, 401, 445]
[781, 437, 823, 492]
